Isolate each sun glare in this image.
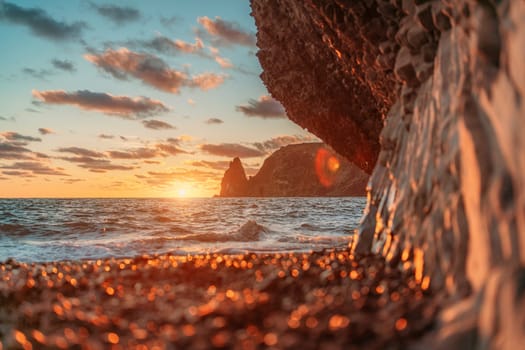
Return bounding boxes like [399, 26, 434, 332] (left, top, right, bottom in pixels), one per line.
[177, 188, 187, 197]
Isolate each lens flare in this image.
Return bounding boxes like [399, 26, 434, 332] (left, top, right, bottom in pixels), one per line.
[315, 148, 341, 188]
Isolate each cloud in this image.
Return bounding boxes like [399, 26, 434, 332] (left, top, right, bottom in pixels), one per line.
[0, 2, 86, 41]
[188, 73, 225, 90]
[200, 143, 265, 158]
[236, 95, 286, 119]
[128, 36, 235, 70]
[123, 36, 206, 57]
[1, 131, 41, 142]
[207, 46, 234, 69]
[90, 3, 140, 24]
[0, 141, 32, 159]
[85, 48, 225, 93]
[22, 67, 53, 80]
[61, 156, 135, 172]
[51, 59, 76, 72]
[142, 119, 175, 130]
[171, 38, 204, 54]
[62, 178, 85, 184]
[155, 143, 188, 156]
[160, 15, 178, 29]
[98, 134, 114, 139]
[189, 160, 230, 171]
[107, 148, 160, 160]
[214, 55, 233, 68]
[138, 169, 220, 187]
[32, 89, 169, 118]
[205, 118, 224, 125]
[38, 128, 55, 135]
[57, 147, 135, 172]
[197, 16, 256, 47]
[57, 147, 105, 158]
[1, 161, 68, 176]
[57, 141, 188, 173]
[0, 115, 15, 122]
[163, 137, 185, 146]
[2, 170, 31, 177]
[253, 135, 318, 153]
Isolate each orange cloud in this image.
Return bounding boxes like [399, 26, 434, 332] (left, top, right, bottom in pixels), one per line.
[174, 38, 204, 53]
[197, 16, 256, 47]
[189, 160, 230, 171]
[214, 55, 233, 68]
[32, 89, 169, 118]
[200, 143, 265, 158]
[1, 131, 41, 142]
[57, 140, 188, 173]
[137, 36, 205, 56]
[84, 48, 225, 93]
[253, 135, 318, 152]
[1, 161, 68, 176]
[188, 73, 225, 90]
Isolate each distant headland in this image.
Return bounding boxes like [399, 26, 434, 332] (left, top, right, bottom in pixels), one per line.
[219, 142, 368, 197]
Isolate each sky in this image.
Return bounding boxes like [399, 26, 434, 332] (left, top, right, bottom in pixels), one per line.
[0, 0, 316, 198]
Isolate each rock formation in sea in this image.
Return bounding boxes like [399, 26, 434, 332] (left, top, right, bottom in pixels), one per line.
[220, 157, 249, 197]
[219, 143, 368, 197]
[251, 0, 525, 347]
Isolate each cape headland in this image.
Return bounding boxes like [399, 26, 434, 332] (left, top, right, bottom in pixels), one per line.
[219, 142, 368, 197]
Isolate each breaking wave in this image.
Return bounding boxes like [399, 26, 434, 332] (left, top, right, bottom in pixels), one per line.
[0, 197, 366, 262]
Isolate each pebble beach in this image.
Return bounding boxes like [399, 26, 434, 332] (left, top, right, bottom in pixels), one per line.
[0, 250, 436, 349]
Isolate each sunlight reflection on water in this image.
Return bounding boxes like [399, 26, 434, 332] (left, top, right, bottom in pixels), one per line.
[0, 197, 365, 262]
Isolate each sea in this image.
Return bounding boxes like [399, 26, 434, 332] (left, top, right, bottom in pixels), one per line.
[0, 197, 366, 262]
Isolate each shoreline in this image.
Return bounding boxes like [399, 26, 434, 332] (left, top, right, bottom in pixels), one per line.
[0, 249, 437, 349]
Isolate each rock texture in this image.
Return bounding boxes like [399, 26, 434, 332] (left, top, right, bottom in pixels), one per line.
[251, 1, 398, 173]
[220, 143, 368, 197]
[251, 0, 525, 347]
[220, 157, 249, 197]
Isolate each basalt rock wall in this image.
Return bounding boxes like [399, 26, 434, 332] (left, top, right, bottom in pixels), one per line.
[251, 0, 525, 347]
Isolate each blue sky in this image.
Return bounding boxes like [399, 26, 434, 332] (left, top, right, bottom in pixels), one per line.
[0, 0, 315, 197]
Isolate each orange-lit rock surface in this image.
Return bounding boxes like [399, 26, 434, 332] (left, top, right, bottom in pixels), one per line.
[220, 143, 368, 197]
[220, 158, 249, 197]
[252, 0, 525, 347]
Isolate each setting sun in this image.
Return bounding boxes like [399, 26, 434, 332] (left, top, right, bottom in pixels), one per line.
[177, 188, 187, 197]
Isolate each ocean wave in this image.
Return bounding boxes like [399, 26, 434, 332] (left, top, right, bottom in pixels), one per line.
[154, 215, 174, 223]
[277, 234, 352, 244]
[0, 198, 365, 262]
[65, 221, 93, 229]
[0, 223, 29, 235]
[299, 223, 319, 230]
[173, 220, 268, 242]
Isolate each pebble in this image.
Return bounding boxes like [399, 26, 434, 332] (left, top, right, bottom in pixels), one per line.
[0, 251, 437, 349]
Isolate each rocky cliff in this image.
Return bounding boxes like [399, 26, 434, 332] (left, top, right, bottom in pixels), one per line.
[219, 143, 368, 197]
[220, 157, 249, 197]
[251, 0, 525, 348]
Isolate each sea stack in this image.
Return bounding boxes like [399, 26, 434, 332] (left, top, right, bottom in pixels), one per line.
[220, 157, 249, 197]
